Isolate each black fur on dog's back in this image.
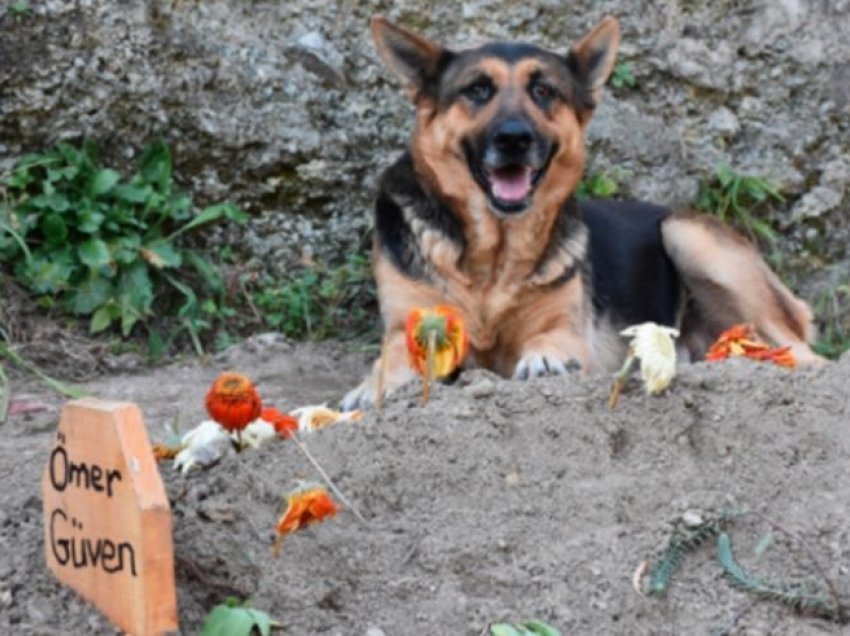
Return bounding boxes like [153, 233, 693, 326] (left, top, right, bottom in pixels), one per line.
[581, 200, 680, 328]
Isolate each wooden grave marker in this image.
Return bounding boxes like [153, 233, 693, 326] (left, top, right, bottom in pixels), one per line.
[42, 397, 178, 635]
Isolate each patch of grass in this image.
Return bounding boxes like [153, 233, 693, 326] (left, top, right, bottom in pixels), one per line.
[252, 252, 377, 341]
[0, 140, 247, 355]
[813, 284, 850, 360]
[576, 168, 630, 200]
[695, 163, 783, 244]
[8, 0, 31, 17]
[609, 61, 636, 89]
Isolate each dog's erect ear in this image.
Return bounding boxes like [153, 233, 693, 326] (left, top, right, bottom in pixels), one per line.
[371, 15, 446, 100]
[567, 16, 620, 109]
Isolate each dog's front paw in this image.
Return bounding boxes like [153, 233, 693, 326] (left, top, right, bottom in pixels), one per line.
[513, 353, 580, 380]
[341, 381, 376, 412]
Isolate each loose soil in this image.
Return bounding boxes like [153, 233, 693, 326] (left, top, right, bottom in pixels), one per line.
[1, 336, 849, 635]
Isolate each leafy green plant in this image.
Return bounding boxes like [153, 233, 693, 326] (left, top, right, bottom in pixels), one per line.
[8, 0, 31, 17]
[718, 533, 842, 620]
[576, 170, 621, 200]
[813, 284, 850, 360]
[253, 252, 377, 340]
[609, 61, 636, 89]
[200, 598, 279, 636]
[648, 510, 737, 595]
[490, 619, 561, 636]
[695, 163, 783, 244]
[0, 140, 246, 348]
[645, 510, 846, 624]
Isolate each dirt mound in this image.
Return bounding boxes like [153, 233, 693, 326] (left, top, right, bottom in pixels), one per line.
[1, 339, 849, 634]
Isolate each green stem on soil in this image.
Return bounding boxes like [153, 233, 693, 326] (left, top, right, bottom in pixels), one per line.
[609, 352, 637, 410]
[422, 330, 436, 406]
[0, 362, 9, 424]
[0, 343, 87, 399]
[375, 333, 389, 413]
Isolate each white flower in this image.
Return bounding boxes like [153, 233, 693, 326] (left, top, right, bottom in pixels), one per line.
[238, 419, 277, 449]
[173, 420, 232, 473]
[620, 322, 680, 394]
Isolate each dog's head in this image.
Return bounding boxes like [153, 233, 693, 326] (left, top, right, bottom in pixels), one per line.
[372, 16, 620, 217]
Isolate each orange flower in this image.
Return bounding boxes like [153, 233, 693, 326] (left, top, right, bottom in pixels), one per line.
[273, 485, 338, 555]
[260, 406, 299, 439]
[152, 443, 180, 462]
[706, 324, 796, 368]
[405, 305, 469, 378]
[205, 372, 263, 433]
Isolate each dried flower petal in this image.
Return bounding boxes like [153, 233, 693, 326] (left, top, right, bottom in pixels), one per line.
[291, 405, 362, 432]
[260, 406, 299, 438]
[706, 323, 796, 368]
[205, 372, 263, 433]
[274, 485, 338, 554]
[152, 443, 181, 462]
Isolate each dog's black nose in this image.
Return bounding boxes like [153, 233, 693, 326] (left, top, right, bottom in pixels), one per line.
[492, 118, 533, 154]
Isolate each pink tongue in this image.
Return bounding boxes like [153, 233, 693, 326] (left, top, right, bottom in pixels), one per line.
[490, 167, 532, 202]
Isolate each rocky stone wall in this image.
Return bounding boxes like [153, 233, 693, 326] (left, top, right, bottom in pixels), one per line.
[2, 0, 849, 295]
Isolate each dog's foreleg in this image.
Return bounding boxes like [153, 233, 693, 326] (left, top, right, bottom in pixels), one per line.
[341, 329, 417, 411]
[513, 329, 590, 378]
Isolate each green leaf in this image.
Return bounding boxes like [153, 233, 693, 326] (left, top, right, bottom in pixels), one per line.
[138, 140, 173, 193]
[184, 251, 223, 293]
[25, 256, 74, 293]
[715, 163, 735, 188]
[200, 602, 274, 636]
[141, 241, 181, 269]
[119, 304, 141, 337]
[753, 531, 774, 559]
[522, 620, 561, 636]
[490, 625, 523, 636]
[169, 202, 247, 240]
[147, 329, 167, 363]
[90, 169, 121, 196]
[111, 235, 142, 264]
[40, 214, 68, 244]
[90, 304, 119, 333]
[112, 183, 152, 203]
[77, 208, 105, 234]
[117, 262, 153, 332]
[67, 275, 112, 315]
[30, 192, 70, 212]
[167, 275, 199, 319]
[78, 238, 112, 268]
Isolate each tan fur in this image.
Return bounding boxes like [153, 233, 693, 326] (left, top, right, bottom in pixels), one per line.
[661, 212, 822, 365]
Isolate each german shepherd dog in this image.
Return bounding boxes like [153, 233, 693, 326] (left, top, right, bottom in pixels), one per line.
[342, 15, 823, 410]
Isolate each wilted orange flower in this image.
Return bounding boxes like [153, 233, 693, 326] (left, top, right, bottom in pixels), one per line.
[261, 406, 299, 439]
[205, 372, 263, 434]
[273, 485, 339, 555]
[706, 324, 796, 368]
[405, 305, 469, 378]
[152, 443, 181, 462]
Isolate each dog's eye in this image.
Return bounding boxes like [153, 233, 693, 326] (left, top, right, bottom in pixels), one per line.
[462, 80, 495, 105]
[530, 82, 556, 104]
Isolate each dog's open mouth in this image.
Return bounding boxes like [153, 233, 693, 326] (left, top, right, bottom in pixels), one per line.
[464, 141, 557, 215]
[487, 165, 534, 205]
[481, 163, 550, 214]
